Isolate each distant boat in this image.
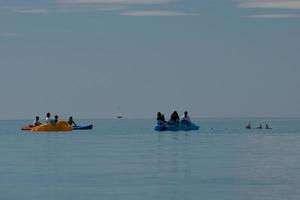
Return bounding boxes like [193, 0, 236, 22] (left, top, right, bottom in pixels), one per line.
[116, 106, 123, 119]
[116, 114, 123, 119]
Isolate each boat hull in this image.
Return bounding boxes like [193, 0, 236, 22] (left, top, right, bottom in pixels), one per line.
[73, 125, 93, 130]
[155, 122, 199, 132]
[31, 121, 72, 132]
[21, 125, 34, 131]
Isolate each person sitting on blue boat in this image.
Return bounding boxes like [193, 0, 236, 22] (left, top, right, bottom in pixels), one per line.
[169, 111, 180, 125]
[68, 116, 77, 127]
[33, 116, 41, 126]
[181, 111, 191, 126]
[157, 112, 166, 124]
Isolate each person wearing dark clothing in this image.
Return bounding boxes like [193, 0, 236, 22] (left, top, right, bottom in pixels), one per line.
[157, 112, 166, 124]
[169, 111, 180, 125]
[171, 111, 179, 122]
[245, 123, 251, 129]
[54, 115, 59, 124]
[68, 116, 77, 127]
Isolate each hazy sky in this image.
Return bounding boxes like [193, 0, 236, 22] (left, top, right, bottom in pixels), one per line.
[0, 0, 300, 119]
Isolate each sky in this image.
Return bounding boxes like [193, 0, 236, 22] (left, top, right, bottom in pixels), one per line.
[0, 0, 300, 119]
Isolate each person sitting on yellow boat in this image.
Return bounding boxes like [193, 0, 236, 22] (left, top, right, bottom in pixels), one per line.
[45, 113, 54, 125]
[68, 116, 77, 127]
[33, 116, 41, 126]
[54, 115, 59, 124]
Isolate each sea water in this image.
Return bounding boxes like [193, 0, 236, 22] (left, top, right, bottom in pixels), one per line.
[0, 118, 300, 200]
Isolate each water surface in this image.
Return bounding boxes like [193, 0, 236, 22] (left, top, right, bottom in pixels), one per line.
[0, 118, 299, 200]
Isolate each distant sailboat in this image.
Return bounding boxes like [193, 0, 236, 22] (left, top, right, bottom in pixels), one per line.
[116, 107, 123, 119]
[116, 114, 123, 119]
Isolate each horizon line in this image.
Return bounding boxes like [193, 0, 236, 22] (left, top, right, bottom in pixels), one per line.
[2, 116, 300, 121]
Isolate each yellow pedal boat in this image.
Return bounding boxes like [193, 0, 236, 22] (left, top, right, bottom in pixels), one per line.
[31, 121, 72, 132]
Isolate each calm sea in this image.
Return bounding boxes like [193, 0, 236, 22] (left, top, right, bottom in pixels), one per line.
[0, 118, 300, 200]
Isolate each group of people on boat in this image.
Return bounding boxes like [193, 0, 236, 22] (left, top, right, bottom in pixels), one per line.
[157, 111, 192, 126]
[33, 113, 77, 127]
[245, 123, 271, 129]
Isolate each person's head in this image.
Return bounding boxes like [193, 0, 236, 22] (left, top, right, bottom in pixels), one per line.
[184, 111, 188, 116]
[69, 116, 73, 120]
[157, 112, 161, 117]
[36, 116, 39, 120]
[46, 113, 50, 118]
[55, 115, 58, 119]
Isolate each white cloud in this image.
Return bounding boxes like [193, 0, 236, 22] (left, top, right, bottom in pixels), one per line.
[238, 0, 300, 9]
[237, 1, 300, 19]
[60, 0, 174, 4]
[119, 10, 195, 16]
[95, 5, 128, 11]
[246, 14, 300, 18]
[15, 8, 49, 14]
[56, 0, 194, 16]
[56, 5, 128, 13]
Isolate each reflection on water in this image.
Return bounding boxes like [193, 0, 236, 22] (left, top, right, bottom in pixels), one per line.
[156, 133, 190, 177]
